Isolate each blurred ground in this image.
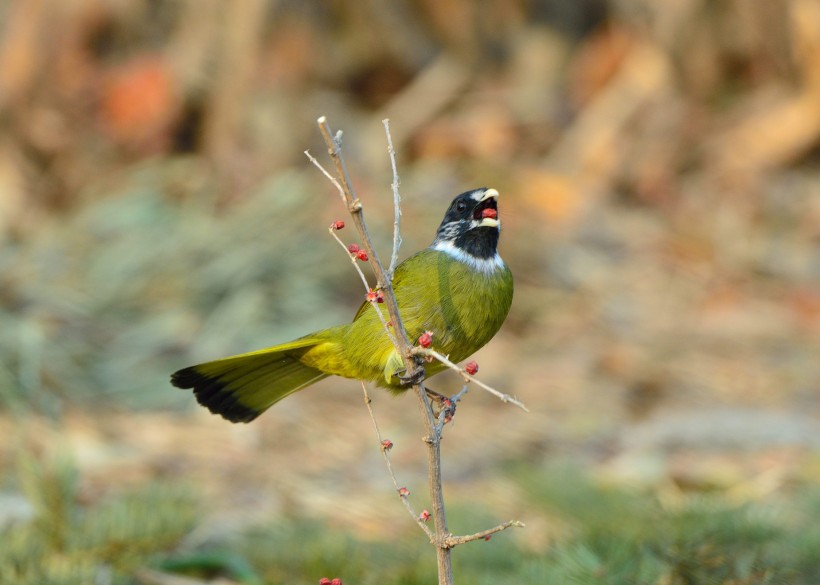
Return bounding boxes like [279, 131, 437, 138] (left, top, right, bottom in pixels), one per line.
[1, 0, 820, 580]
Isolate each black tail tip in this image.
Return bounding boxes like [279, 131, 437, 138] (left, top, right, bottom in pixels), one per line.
[170, 366, 261, 423]
[170, 366, 198, 389]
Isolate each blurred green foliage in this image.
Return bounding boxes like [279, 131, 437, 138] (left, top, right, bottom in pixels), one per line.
[3, 457, 819, 584]
[157, 465, 820, 584]
[2, 455, 197, 585]
[1, 169, 363, 414]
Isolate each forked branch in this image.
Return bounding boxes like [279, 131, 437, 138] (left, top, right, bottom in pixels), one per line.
[307, 116, 524, 585]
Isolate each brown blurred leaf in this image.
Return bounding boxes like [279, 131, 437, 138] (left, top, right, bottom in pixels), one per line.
[710, 91, 820, 178]
[201, 0, 267, 163]
[516, 169, 585, 225]
[708, 0, 820, 178]
[0, 0, 46, 109]
[567, 24, 634, 107]
[412, 101, 518, 162]
[0, 142, 29, 238]
[547, 40, 672, 191]
[792, 0, 820, 89]
[787, 286, 820, 332]
[101, 55, 179, 149]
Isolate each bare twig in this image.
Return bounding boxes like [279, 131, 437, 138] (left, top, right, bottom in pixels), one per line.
[383, 119, 402, 277]
[360, 381, 435, 540]
[327, 225, 370, 290]
[315, 117, 412, 343]
[304, 149, 345, 202]
[444, 520, 527, 547]
[411, 347, 530, 412]
[326, 225, 399, 349]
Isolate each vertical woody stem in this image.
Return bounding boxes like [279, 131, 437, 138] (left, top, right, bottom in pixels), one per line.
[316, 117, 453, 585]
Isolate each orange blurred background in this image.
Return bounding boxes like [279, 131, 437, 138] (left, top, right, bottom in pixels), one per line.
[1, 0, 819, 544]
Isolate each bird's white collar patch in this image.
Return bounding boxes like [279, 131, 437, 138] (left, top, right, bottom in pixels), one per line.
[431, 240, 506, 274]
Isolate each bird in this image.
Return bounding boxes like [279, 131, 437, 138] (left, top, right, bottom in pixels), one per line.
[171, 187, 513, 423]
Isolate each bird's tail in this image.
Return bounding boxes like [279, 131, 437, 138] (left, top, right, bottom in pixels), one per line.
[171, 337, 329, 423]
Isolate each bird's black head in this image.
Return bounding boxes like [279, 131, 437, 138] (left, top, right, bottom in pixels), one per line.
[432, 187, 501, 261]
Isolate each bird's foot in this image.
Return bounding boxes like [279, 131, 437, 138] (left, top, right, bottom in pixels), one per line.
[398, 358, 426, 386]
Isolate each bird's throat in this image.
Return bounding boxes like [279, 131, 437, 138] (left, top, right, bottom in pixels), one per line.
[431, 237, 505, 274]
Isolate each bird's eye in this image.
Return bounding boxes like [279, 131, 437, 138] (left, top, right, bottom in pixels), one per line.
[455, 199, 467, 212]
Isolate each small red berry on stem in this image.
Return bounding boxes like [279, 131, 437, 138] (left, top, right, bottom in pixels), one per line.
[332, 220, 345, 230]
[484, 535, 492, 541]
[440, 398, 456, 424]
[331, 579, 343, 585]
[418, 331, 433, 348]
[356, 249, 368, 262]
[319, 579, 331, 585]
[347, 243, 359, 254]
[381, 439, 393, 451]
[366, 289, 384, 303]
[398, 487, 410, 497]
[419, 509, 431, 522]
[465, 361, 479, 375]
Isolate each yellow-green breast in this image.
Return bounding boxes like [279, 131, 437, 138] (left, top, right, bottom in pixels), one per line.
[298, 248, 513, 388]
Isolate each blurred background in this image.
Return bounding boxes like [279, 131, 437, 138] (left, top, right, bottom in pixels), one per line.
[2, 0, 820, 583]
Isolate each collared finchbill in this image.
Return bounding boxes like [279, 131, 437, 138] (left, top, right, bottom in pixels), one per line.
[172, 186, 513, 423]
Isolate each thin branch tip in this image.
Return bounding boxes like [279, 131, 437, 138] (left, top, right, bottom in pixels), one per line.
[444, 519, 526, 547]
[409, 347, 529, 412]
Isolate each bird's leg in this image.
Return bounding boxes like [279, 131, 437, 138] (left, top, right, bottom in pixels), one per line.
[397, 357, 455, 422]
[397, 355, 426, 386]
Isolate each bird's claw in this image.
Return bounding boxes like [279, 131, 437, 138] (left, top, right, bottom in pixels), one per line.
[398, 368, 425, 386]
[398, 360, 426, 386]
